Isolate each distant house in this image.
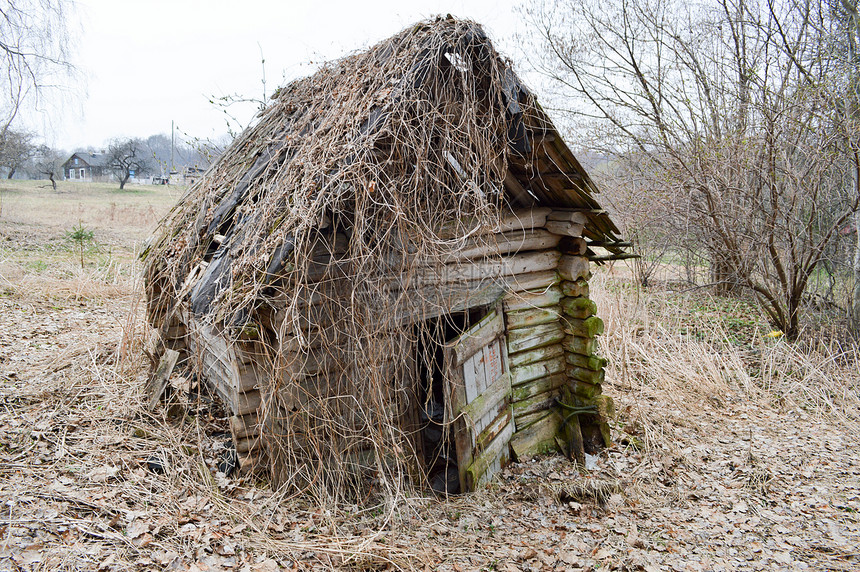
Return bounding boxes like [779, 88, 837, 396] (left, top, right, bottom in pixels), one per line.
[62, 152, 109, 182]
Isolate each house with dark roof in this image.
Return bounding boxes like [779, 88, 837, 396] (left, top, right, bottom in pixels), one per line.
[62, 152, 110, 181]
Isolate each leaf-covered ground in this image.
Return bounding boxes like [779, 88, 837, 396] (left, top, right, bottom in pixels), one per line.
[1, 271, 858, 572]
[1, 184, 859, 571]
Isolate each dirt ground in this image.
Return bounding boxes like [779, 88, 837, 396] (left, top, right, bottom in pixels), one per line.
[1, 181, 859, 571]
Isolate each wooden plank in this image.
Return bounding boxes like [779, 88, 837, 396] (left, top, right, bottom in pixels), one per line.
[506, 306, 561, 329]
[465, 418, 514, 490]
[503, 170, 536, 207]
[460, 372, 511, 423]
[481, 339, 503, 393]
[463, 350, 485, 403]
[475, 408, 513, 455]
[146, 349, 179, 411]
[504, 284, 563, 312]
[511, 412, 561, 461]
[507, 322, 565, 354]
[510, 356, 566, 386]
[452, 309, 504, 366]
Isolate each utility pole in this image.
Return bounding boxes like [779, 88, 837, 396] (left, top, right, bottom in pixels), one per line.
[171, 120, 175, 173]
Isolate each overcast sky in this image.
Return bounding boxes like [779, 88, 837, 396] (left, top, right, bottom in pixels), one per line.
[42, 0, 528, 151]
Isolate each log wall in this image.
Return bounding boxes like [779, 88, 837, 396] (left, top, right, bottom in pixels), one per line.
[157, 206, 615, 486]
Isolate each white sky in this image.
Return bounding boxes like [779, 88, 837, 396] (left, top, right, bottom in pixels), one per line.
[43, 0, 528, 151]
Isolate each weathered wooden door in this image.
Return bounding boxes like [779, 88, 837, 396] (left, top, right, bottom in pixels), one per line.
[445, 305, 514, 491]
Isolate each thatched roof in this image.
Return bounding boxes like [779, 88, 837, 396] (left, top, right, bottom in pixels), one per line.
[144, 16, 620, 330]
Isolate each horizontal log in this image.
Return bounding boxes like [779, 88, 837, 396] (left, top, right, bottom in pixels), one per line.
[568, 379, 602, 399]
[236, 366, 261, 393]
[514, 408, 554, 432]
[503, 284, 563, 312]
[439, 207, 551, 238]
[506, 306, 561, 329]
[567, 365, 605, 386]
[546, 210, 589, 224]
[510, 357, 566, 386]
[560, 296, 597, 319]
[447, 229, 561, 262]
[562, 335, 599, 356]
[511, 412, 561, 461]
[559, 236, 587, 256]
[561, 316, 604, 338]
[544, 220, 584, 238]
[511, 373, 568, 402]
[505, 270, 560, 293]
[565, 353, 607, 372]
[507, 343, 564, 369]
[235, 390, 263, 417]
[234, 434, 263, 455]
[511, 389, 559, 417]
[507, 322, 565, 355]
[230, 413, 261, 440]
[557, 255, 591, 282]
[561, 279, 589, 298]
[497, 207, 552, 233]
[415, 250, 561, 285]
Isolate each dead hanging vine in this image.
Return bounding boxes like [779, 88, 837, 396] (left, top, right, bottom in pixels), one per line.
[143, 17, 554, 504]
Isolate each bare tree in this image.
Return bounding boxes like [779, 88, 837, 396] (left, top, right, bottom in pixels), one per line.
[0, 0, 77, 138]
[106, 137, 149, 190]
[0, 127, 34, 177]
[523, 0, 860, 338]
[32, 142, 61, 189]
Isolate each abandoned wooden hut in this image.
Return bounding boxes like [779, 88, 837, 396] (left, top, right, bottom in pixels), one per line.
[143, 17, 628, 496]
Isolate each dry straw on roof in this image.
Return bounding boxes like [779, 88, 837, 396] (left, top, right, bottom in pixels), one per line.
[145, 16, 566, 502]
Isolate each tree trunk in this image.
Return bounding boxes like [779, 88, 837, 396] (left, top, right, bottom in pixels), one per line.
[853, 211, 860, 332]
[49, 172, 56, 191]
[6, 168, 14, 179]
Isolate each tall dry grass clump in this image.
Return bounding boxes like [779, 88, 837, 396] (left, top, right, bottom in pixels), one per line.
[591, 268, 860, 449]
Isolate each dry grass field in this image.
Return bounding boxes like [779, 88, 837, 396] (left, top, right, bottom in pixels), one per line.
[0, 179, 859, 571]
